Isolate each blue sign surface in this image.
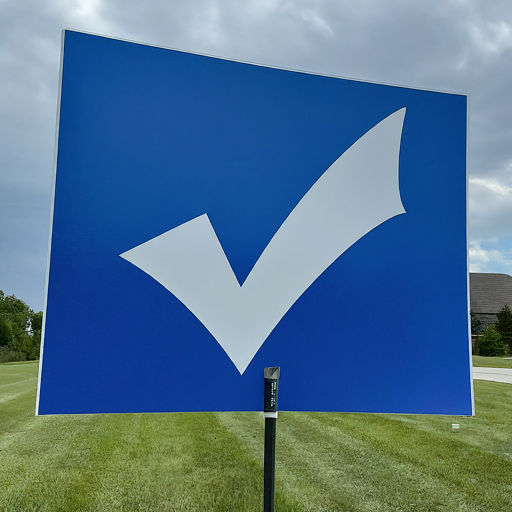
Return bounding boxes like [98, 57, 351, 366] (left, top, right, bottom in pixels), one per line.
[37, 30, 472, 415]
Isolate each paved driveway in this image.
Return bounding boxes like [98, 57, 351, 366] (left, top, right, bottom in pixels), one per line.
[473, 367, 512, 384]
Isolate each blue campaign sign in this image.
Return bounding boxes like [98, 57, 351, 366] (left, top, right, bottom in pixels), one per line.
[37, 30, 472, 415]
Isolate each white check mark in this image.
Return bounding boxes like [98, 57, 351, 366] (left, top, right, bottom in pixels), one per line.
[120, 108, 406, 374]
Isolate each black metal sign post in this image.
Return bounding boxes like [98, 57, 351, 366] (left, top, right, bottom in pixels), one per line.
[263, 367, 280, 512]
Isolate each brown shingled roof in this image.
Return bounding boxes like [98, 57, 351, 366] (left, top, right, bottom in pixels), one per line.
[470, 273, 512, 317]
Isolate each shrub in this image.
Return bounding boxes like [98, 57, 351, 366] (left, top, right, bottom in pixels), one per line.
[478, 325, 506, 357]
[496, 304, 512, 353]
[0, 345, 26, 363]
[470, 310, 482, 335]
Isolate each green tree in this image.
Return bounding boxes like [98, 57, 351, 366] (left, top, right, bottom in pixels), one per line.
[496, 304, 512, 353]
[470, 310, 482, 335]
[28, 310, 43, 359]
[0, 291, 42, 361]
[0, 316, 13, 346]
[478, 325, 506, 357]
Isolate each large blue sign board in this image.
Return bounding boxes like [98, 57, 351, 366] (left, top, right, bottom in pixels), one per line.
[37, 30, 472, 415]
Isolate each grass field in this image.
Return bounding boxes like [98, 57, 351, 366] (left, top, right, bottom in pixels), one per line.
[1, 361, 511, 511]
[472, 355, 512, 368]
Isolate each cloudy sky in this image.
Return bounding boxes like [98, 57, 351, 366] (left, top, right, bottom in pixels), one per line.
[1, 0, 511, 312]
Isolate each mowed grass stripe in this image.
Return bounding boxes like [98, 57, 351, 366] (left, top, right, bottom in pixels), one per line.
[472, 356, 512, 369]
[216, 412, 305, 511]
[0, 362, 262, 510]
[299, 411, 510, 511]
[0, 411, 267, 511]
[277, 413, 440, 512]
[85, 412, 265, 511]
[221, 411, 475, 512]
[2, 361, 512, 511]
[0, 362, 40, 445]
[0, 361, 38, 407]
[218, 384, 512, 512]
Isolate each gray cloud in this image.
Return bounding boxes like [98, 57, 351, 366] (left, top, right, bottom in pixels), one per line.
[1, 0, 512, 310]
[469, 177, 512, 240]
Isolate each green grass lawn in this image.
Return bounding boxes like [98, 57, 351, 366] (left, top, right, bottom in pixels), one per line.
[1, 361, 511, 511]
[473, 355, 512, 368]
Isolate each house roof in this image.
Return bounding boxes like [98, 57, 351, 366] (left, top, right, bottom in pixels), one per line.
[470, 273, 512, 314]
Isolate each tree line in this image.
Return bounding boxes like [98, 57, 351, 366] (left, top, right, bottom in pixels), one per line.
[471, 304, 512, 357]
[2, 288, 511, 362]
[0, 291, 42, 363]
